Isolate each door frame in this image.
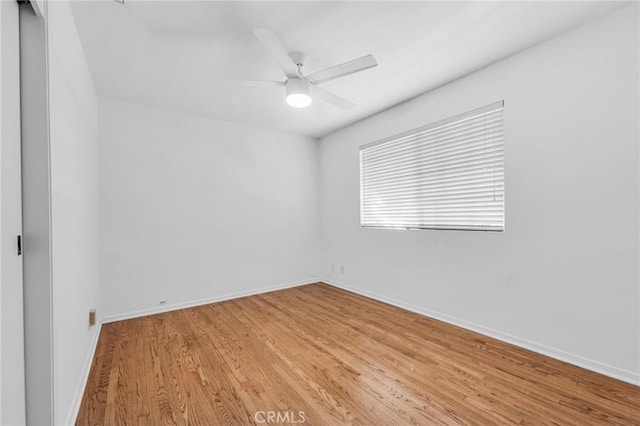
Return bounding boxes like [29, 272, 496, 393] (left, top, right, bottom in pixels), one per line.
[0, 0, 26, 424]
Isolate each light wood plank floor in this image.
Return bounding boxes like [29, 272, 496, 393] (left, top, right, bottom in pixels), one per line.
[77, 283, 640, 425]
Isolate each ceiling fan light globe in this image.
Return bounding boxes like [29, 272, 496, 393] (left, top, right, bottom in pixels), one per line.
[286, 93, 312, 108]
[285, 77, 312, 108]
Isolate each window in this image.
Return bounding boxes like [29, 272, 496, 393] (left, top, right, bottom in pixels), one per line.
[360, 101, 504, 231]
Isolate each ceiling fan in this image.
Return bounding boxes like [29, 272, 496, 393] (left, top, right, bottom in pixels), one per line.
[227, 28, 378, 110]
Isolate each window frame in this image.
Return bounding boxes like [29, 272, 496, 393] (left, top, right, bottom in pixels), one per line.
[359, 101, 505, 232]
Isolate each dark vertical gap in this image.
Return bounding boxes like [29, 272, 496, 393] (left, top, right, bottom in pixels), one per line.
[19, 2, 54, 425]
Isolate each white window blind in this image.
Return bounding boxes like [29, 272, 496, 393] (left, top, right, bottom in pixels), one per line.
[360, 101, 504, 231]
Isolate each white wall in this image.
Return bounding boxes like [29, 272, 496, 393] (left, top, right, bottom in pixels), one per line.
[0, 1, 26, 424]
[99, 99, 320, 320]
[47, 2, 100, 424]
[319, 5, 639, 384]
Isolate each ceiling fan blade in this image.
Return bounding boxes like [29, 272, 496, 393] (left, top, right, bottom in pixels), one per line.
[219, 79, 284, 88]
[307, 54, 377, 85]
[313, 86, 357, 110]
[253, 28, 300, 78]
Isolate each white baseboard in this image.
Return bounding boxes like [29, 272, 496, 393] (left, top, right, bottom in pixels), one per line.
[101, 278, 321, 324]
[323, 279, 640, 387]
[65, 321, 103, 426]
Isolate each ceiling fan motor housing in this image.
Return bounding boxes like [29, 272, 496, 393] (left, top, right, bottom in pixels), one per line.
[286, 77, 313, 107]
[286, 77, 312, 96]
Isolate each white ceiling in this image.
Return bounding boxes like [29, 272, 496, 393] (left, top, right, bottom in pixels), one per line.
[70, 1, 628, 138]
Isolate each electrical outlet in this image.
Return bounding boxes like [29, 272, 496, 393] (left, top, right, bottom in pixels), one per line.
[331, 264, 335, 273]
[159, 300, 167, 305]
[88, 309, 96, 326]
[340, 265, 345, 274]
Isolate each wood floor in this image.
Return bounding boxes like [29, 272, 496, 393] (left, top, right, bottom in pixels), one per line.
[77, 283, 640, 425]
